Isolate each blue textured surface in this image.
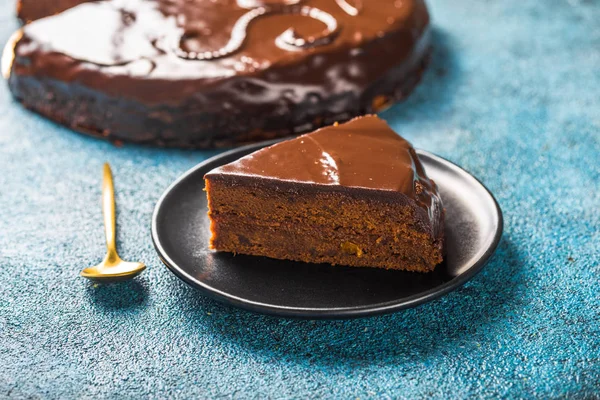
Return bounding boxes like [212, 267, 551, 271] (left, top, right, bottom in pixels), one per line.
[1, 0, 599, 398]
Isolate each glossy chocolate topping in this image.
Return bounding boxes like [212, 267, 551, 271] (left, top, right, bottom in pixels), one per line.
[17, 0, 91, 22]
[207, 115, 441, 213]
[11, 0, 429, 103]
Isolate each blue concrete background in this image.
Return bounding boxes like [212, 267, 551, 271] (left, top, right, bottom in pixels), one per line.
[1, 0, 599, 398]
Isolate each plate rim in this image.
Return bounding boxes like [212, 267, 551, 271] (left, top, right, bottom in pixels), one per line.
[151, 140, 504, 319]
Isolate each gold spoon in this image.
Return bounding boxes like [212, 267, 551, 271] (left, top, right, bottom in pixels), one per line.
[80, 163, 146, 282]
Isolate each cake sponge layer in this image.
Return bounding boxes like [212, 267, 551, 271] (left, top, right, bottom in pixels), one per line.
[207, 179, 443, 271]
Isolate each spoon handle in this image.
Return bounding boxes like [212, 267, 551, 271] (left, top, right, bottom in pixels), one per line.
[102, 163, 117, 257]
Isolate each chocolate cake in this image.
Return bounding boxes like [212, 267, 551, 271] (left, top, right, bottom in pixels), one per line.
[5, 0, 431, 148]
[205, 115, 444, 272]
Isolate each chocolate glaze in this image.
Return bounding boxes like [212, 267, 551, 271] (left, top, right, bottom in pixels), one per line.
[17, 0, 91, 22]
[206, 115, 444, 237]
[7, 0, 431, 147]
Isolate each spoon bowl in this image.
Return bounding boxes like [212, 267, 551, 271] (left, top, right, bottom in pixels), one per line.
[81, 256, 146, 282]
[81, 163, 145, 282]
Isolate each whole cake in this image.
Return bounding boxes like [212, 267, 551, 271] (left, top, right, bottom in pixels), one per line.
[205, 115, 444, 272]
[5, 0, 431, 148]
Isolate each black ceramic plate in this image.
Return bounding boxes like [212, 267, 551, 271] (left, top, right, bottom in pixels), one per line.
[152, 141, 503, 319]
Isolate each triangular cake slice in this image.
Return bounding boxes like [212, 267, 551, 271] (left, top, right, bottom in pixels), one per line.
[204, 115, 444, 272]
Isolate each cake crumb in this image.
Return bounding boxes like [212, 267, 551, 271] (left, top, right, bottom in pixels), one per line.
[341, 241, 363, 257]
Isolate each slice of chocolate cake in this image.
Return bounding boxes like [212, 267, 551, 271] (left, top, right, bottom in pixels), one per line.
[205, 116, 444, 272]
[4, 0, 431, 148]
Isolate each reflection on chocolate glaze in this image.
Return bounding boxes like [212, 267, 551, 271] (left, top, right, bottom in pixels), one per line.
[174, 1, 341, 61]
[274, 6, 339, 51]
[334, 0, 362, 16]
[110, 9, 137, 64]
